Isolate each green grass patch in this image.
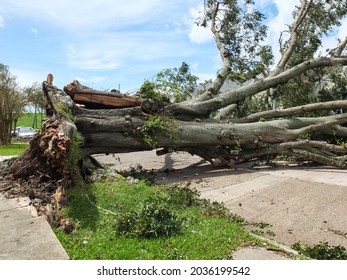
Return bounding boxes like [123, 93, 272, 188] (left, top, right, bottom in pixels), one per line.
[54, 180, 262, 260]
[0, 143, 29, 156]
[17, 112, 45, 129]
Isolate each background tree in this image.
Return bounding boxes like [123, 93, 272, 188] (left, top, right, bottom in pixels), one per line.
[25, 82, 45, 129]
[139, 62, 199, 103]
[0, 64, 27, 144]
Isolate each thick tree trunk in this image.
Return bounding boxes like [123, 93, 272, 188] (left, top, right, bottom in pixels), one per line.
[7, 80, 347, 189]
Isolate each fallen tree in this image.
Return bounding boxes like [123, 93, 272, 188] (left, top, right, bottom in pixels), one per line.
[5, 0, 347, 190]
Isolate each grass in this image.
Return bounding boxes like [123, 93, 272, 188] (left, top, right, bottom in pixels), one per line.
[0, 113, 44, 155]
[16, 112, 44, 129]
[54, 179, 263, 260]
[0, 143, 29, 156]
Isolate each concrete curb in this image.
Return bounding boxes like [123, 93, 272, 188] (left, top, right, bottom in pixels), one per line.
[0, 196, 69, 260]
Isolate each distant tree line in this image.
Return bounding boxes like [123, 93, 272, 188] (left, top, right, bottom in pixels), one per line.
[0, 63, 45, 144]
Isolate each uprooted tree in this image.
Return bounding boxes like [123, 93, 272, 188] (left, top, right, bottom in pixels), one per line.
[6, 0, 347, 191]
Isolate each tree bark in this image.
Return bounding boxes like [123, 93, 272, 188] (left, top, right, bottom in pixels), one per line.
[172, 57, 347, 118]
[6, 78, 347, 189]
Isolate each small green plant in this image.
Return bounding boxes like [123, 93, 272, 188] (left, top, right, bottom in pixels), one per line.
[292, 242, 347, 260]
[251, 221, 272, 229]
[138, 80, 169, 102]
[141, 115, 178, 148]
[114, 197, 182, 238]
[251, 229, 276, 237]
[199, 199, 245, 224]
[166, 185, 200, 207]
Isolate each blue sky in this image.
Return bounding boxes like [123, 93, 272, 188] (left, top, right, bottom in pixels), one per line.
[0, 0, 346, 93]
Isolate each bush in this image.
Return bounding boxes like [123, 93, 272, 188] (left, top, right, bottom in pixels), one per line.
[114, 197, 182, 238]
[166, 185, 200, 207]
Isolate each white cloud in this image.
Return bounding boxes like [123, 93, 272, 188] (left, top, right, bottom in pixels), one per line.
[266, 0, 347, 61]
[196, 72, 215, 83]
[11, 68, 47, 87]
[0, 15, 4, 28]
[3, 0, 200, 76]
[265, 0, 299, 62]
[4, 0, 175, 30]
[74, 75, 107, 85]
[67, 44, 121, 71]
[187, 4, 213, 44]
[189, 23, 214, 44]
[65, 27, 195, 72]
[318, 17, 347, 55]
[255, 0, 276, 8]
[0, 6, 4, 28]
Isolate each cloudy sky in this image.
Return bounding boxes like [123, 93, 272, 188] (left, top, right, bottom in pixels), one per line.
[0, 0, 345, 92]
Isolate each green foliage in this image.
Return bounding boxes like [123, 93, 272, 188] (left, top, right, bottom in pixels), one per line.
[114, 197, 182, 238]
[139, 62, 198, 103]
[114, 185, 203, 238]
[23, 82, 45, 129]
[0, 64, 27, 144]
[55, 181, 262, 259]
[138, 80, 169, 102]
[233, 92, 273, 118]
[292, 242, 347, 260]
[117, 166, 157, 184]
[287, 1, 347, 66]
[200, 199, 246, 224]
[154, 62, 199, 102]
[269, 1, 347, 112]
[316, 65, 347, 103]
[200, 0, 273, 83]
[141, 115, 178, 148]
[271, 78, 317, 112]
[166, 185, 200, 208]
[199, 1, 347, 118]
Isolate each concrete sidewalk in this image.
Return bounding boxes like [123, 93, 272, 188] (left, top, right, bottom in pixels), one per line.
[0, 194, 69, 260]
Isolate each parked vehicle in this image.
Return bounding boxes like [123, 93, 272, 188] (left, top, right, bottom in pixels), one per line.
[12, 127, 37, 139]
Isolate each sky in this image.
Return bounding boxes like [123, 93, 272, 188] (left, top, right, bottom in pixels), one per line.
[0, 0, 346, 93]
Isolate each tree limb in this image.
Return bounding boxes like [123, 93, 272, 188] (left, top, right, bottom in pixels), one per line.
[173, 57, 347, 117]
[192, 2, 232, 103]
[270, 0, 312, 77]
[236, 100, 347, 123]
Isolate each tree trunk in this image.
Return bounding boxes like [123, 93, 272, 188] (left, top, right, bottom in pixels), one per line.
[6, 78, 347, 191]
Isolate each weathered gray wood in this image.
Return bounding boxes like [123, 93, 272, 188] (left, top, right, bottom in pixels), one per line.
[8, 79, 347, 185]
